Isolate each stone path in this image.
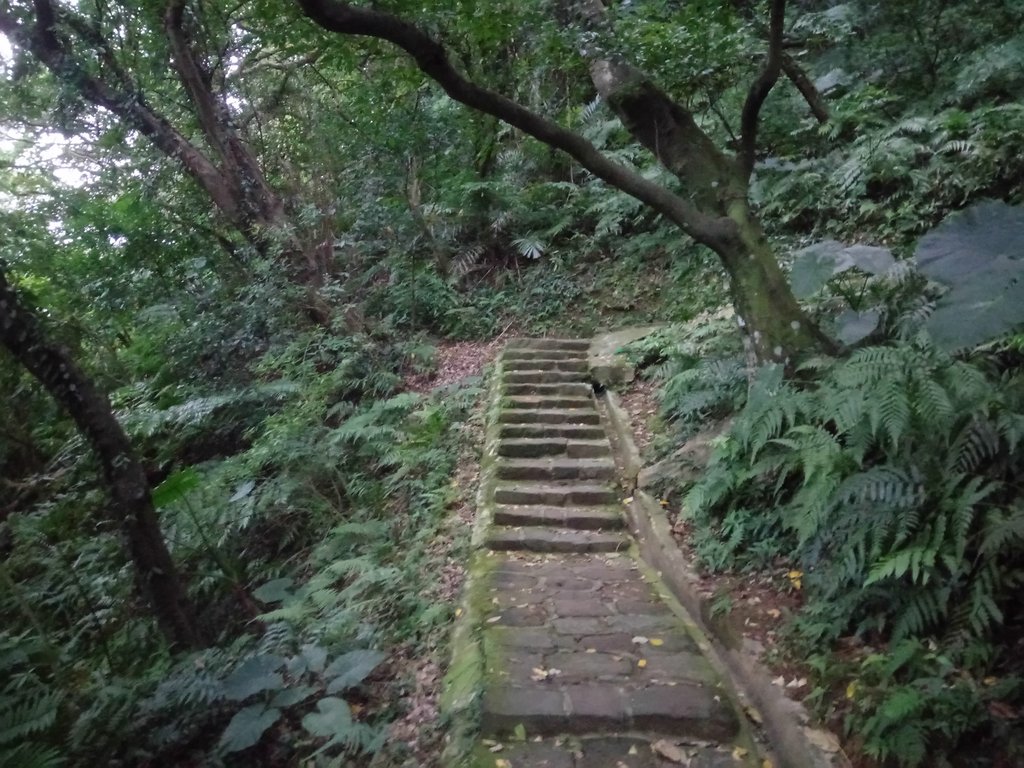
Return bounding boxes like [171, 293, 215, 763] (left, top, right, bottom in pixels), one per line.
[464, 338, 756, 767]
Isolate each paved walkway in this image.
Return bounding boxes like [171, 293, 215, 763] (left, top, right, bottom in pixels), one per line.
[466, 338, 755, 767]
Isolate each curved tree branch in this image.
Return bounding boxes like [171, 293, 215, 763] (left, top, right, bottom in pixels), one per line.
[295, 0, 735, 247]
[780, 52, 829, 123]
[739, 0, 786, 180]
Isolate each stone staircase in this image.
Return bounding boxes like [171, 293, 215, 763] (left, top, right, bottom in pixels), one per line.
[463, 338, 754, 767]
[489, 339, 627, 557]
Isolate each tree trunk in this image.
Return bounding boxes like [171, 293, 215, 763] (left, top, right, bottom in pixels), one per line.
[0, 266, 201, 650]
[717, 202, 837, 362]
[588, 57, 836, 362]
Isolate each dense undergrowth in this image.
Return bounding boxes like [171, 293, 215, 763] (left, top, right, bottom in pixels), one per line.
[1, 320, 481, 766]
[634, 321, 1024, 767]
[624, 203, 1024, 766]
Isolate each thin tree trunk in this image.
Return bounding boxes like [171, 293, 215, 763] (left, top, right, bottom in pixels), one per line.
[0, 266, 201, 650]
[781, 53, 830, 124]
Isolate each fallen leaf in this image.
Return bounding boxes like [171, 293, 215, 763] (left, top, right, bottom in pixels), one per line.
[766, 608, 781, 619]
[637, 659, 647, 668]
[622, 497, 634, 505]
[585, 648, 597, 654]
[744, 705, 763, 725]
[652, 739, 690, 763]
[786, 677, 807, 689]
[495, 760, 511, 768]
[632, 635, 649, 645]
[628, 744, 639, 755]
[649, 638, 664, 647]
[486, 616, 502, 623]
[732, 746, 749, 760]
[513, 723, 527, 742]
[845, 681, 858, 699]
[771, 676, 785, 687]
[787, 570, 803, 590]
[762, 761, 774, 768]
[983, 676, 998, 686]
[660, 499, 670, 507]
[488, 743, 504, 752]
[455, 608, 463, 617]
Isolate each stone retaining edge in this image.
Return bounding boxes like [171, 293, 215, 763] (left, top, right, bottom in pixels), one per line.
[599, 388, 852, 768]
[440, 355, 507, 767]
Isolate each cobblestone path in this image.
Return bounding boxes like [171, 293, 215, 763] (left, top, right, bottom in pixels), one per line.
[465, 338, 755, 767]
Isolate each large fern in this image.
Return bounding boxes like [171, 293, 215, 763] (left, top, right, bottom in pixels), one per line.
[687, 340, 1024, 644]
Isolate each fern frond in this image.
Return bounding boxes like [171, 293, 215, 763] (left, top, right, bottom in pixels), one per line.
[879, 378, 912, 448]
[0, 742, 64, 768]
[450, 244, 485, 280]
[947, 418, 1000, 473]
[0, 691, 60, 746]
[580, 97, 603, 123]
[980, 505, 1024, 556]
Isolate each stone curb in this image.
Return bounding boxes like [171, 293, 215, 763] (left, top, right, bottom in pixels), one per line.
[598, 388, 853, 768]
[440, 356, 507, 767]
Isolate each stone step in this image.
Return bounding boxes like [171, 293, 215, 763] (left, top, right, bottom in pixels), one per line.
[486, 526, 629, 553]
[498, 438, 610, 459]
[504, 358, 588, 373]
[506, 338, 591, 352]
[504, 370, 587, 385]
[503, 349, 587, 362]
[480, 682, 740, 740]
[505, 395, 593, 410]
[499, 409, 600, 425]
[494, 483, 617, 507]
[493, 737, 741, 768]
[503, 382, 593, 397]
[500, 423, 607, 440]
[493, 505, 623, 530]
[496, 458, 616, 482]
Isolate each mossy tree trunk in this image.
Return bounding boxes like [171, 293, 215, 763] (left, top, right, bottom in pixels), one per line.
[0, 266, 202, 650]
[589, 57, 836, 363]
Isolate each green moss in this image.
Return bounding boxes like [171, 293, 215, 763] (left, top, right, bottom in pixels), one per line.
[440, 551, 500, 767]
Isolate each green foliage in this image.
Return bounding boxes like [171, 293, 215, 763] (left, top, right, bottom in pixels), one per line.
[809, 639, 1021, 768]
[5, 1, 1024, 766]
[0, 633, 63, 768]
[686, 341, 1024, 762]
[625, 316, 746, 448]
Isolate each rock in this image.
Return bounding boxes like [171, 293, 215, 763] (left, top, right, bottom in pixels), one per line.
[588, 325, 664, 389]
